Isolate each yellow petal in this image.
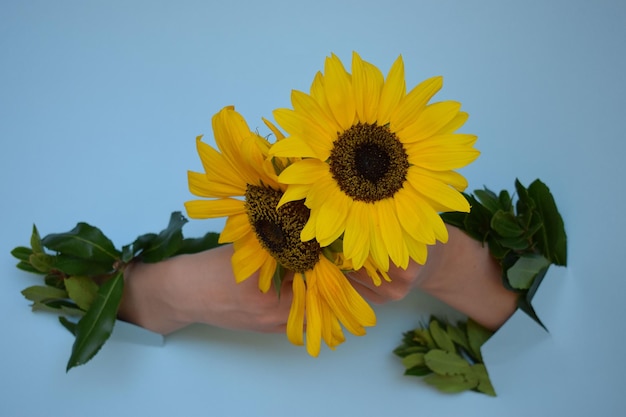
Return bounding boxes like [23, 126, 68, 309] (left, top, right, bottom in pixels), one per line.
[278, 159, 329, 185]
[291, 89, 338, 138]
[323, 53, 356, 131]
[398, 101, 462, 143]
[410, 145, 480, 171]
[377, 199, 409, 269]
[439, 111, 469, 134]
[366, 204, 390, 271]
[393, 186, 436, 244]
[352, 52, 384, 124]
[342, 201, 371, 270]
[220, 212, 253, 243]
[408, 169, 471, 213]
[315, 257, 375, 334]
[277, 184, 312, 207]
[262, 117, 286, 141]
[231, 234, 268, 282]
[377, 55, 406, 124]
[184, 198, 245, 219]
[390, 76, 443, 131]
[269, 134, 319, 159]
[315, 185, 350, 246]
[305, 281, 322, 357]
[287, 273, 306, 346]
[257, 257, 277, 293]
[408, 165, 469, 192]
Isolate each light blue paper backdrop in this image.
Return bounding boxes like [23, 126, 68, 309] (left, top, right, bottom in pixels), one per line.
[1, 1, 624, 416]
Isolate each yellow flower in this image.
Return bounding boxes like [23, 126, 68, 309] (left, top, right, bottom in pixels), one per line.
[184, 106, 376, 356]
[270, 52, 479, 271]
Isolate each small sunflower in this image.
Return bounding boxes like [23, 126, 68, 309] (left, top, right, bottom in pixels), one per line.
[184, 106, 376, 356]
[269, 52, 479, 271]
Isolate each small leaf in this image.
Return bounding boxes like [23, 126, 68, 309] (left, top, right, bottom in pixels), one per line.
[31, 224, 44, 254]
[474, 188, 499, 213]
[506, 254, 551, 290]
[31, 299, 84, 316]
[424, 349, 470, 376]
[42, 223, 120, 263]
[412, 328, 436, 349]
[136, 212, 187, 263]
[467, 320, 493, 362]
[423, 373, 477, 394]
[470, 364, 496, 396]
[446, 323, 470, 353]
[54, 254, 113, 276]
[491, 210, 524, 238]
[402, 352, 425, 369]
[16, 261, 42, 274]
[59, 316, 78, 336]
[272, 263, 286, 298]
[29, 253, 55, 273]
[65, 276, 100, 311]
[429, 319, 456, 353]
[528, 179, 567, 266]
[66, 272, 124, 371]
[11, 246, 33, 261]
[21, 285, 68, 303]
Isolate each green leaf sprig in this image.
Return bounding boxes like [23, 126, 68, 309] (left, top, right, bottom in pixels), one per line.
[394, 317, 496, 396]
[11, 212, 220, 371]
[440, 178, 567, 328]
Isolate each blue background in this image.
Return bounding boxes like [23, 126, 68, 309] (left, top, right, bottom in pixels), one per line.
[1, 1, 624, 416]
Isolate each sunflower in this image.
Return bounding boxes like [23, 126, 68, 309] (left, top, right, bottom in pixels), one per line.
[184, 106, 376, 356]
[269, 52, 479, 272]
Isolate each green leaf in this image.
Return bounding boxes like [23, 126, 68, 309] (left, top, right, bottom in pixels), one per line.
[136, 212, 188, 263]
[412, 328, 436, 349]
[53, 254, 113, 276]
[467, 319, 493, 362]
[16, 260, 42, 274]
[65, 276, 100, 311]
[404, 366, 432, 377]
[59, 316, 78, 336]
[491, 210, 524, 238]
[21, 285, 68, 303]
[429, 319, 456, 353]
[424, 349, 470, 375]
[402, 352, 426, 369]
[31, 299, 84, 316]
[175, 232, 222, 256]
[446, 323, 470, 353]
[28, 253, 55, 273]
[11, 246, 33, 261]
[272, 264, 286, 298]
[470, 364, 496, 396]
[42, 223, 120, 263]
[506, 254, 551, 290]
[66, 272, 124, 371]
[474, 188, 500, 214]
[423, 373, 477, 394]
[528, 179, 567, 266]
[31, 224, 44, 254]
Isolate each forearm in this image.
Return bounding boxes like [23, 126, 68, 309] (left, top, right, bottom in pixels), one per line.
[118, 244, 293, 335]
[413, 225, 518, 330]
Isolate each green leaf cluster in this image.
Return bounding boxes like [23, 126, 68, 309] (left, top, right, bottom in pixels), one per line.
[11, 212, 221, 371]
[394, 317, 496, 396]
[440, 179, 567, 328]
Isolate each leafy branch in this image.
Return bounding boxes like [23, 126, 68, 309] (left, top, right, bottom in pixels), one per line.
[440, 178, 567, 328]
[11, 212, 221, 371]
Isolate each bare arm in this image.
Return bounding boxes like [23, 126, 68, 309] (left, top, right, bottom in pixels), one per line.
[119, 225, 517, 334]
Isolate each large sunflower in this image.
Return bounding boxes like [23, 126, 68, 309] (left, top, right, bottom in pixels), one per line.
[269, 52, 479, 272]
[184, 106, 376, 356]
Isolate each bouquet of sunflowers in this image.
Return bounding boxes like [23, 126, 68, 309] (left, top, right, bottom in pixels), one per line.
[12, 52, 566, 396]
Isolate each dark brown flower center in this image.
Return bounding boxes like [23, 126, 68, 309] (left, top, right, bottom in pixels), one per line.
[329, 122, 409, 202]
[245, 184, 321, 273]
